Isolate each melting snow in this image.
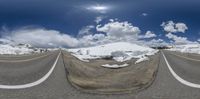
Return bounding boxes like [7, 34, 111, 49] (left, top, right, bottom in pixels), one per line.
[67, 42, 158, 65]
[0, 43, 49, 55]
[135, 56, 149, 64]
[0, 44, 34, 55]
[101, 63, 129, 68]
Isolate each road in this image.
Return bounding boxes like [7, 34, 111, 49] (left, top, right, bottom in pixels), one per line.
[0, 50, 200, 99]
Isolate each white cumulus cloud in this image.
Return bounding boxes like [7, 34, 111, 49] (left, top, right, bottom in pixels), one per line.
[161, 21, 188, 33]
[1, 19, 175, 48]
[144, 39, 168, 47]
[139, 31, 157, 39]
[77, 25, 94, 37]
[94, 16, 105, 24]
[175, 23, 188, 33]
[2, 28, 79, 48]
[76, 20, 142, 46]
[165, 33, 192, 44]
[79, 33, 106, 46]
[96, 20, 141, 41]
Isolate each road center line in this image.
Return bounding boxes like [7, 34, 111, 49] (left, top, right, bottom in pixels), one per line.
[0, 52, 61, 89]
[162, 51, 200, 88]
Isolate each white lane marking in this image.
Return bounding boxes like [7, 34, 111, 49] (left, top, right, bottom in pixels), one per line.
[170, 52, 200, 62]
[162, 51, 200, 88]
[0, 52, 61, 89]
[0, 54, 51, 63]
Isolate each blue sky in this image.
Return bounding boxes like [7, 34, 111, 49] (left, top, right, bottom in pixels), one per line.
[0, 0, 200, 47]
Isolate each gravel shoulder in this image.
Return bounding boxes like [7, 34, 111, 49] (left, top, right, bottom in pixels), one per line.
[62, 51, 160, 94]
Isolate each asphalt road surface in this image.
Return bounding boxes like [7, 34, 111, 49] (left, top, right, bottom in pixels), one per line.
[0, 50, 200, 99]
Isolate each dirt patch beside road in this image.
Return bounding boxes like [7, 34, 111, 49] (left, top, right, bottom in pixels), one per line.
[62, 51, 160, 94]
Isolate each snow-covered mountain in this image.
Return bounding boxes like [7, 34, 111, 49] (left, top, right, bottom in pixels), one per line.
[67, 42, 158, 64]
[0, 40, 48, 55]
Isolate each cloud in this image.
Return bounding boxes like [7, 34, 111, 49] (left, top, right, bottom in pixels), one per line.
[79, 33, 106, 46]
[94, 16, 105, 24]
[79, 20, 167, 47]
[175, 23, 188, 33]
[144, 39, 169, 47]
[2, 28, 79, 48]
[161, 21, 194, 45]
[142, 13, 148, 16]
[165, 33, 192, 44]
[0, 19, 174, 48]
[139, 31, 157, 39]
[76, 20, 143, 47]
[77, 25, 94, 37]
[96, 20, 141, 41]
[0, 38, 12, 44]
[161, 21, 188, 33]
[0, 20, 142, 48]
[198, 39, 200, 42]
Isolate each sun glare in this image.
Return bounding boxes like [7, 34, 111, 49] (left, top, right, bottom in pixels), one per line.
[86, 5, 109, 13]
[91, 5, 108, 11]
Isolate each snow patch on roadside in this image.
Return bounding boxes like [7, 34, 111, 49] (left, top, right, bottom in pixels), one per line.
[101, 63, 129, 68]
[135, 56, 149, 64]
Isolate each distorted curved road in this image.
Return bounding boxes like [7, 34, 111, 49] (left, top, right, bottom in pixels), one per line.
[0, 50, 200, 99]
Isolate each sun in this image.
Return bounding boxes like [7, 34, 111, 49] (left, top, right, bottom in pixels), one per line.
[86, 4, 109, 13]
[91, 5, 108, 11]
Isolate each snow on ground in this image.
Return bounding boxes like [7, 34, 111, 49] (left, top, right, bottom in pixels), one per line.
[167, 44, 200, 54]
[0, 44, 34, 55]
[67, 42, 158, 67]
[101, 63, 129, 68]
[135, 56, 149, 64]
[0, 43, 50, 55]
